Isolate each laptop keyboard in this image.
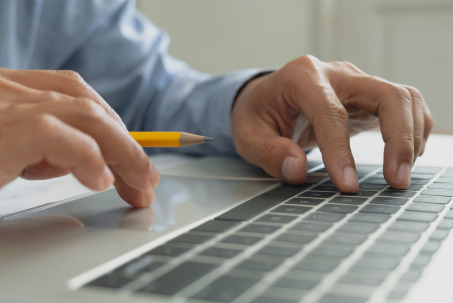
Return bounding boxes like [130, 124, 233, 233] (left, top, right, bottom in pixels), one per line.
[83, 165, 453, 303]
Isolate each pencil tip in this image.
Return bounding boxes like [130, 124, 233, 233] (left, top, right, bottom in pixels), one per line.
[205, 137, 213, 142]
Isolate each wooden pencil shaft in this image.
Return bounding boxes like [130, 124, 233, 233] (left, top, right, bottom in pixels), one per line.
[129, 132, 212, 147]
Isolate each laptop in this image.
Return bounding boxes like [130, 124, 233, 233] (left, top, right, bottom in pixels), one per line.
[1, 152, 453, 303]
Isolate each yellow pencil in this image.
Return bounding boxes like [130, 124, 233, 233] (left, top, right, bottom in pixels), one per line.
[129, 132, 213, 147]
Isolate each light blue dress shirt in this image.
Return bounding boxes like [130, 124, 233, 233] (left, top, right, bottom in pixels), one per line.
[0, 0, 265, 156]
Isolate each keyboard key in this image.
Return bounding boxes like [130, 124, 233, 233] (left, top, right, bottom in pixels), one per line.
[408, 179, 429, 185]
[318, 204, 357, 214]
[355, 258, 399, 270]
[437, 219, 453, 229]
[435, 177, 453, 183]
[444, 209, 453, 219]
[411, 173, 435, 179]
[172, 233, 214, 244]
[360, 204, 399, 214]
[256, 246, 300, 257]
[422, 189, 453, 197]
[359, 183, 387, 190]
[292, 260, 338, 273]
[360, 178, 388, 185]
[285, 197, 323, 206]
[370, 197, 408, 205]
[338, 275, 384, 286]
[414, 195, 451, 204]
[325, 233, 367, 245]
[88, 274, 133, 289]
[312, 185, 339, 192]
[193, 275, 257, 302]
[341, 190, 377, 197]
[411, 255, 431, 267]
[379, 190, 415, 198]
[337, 222, 380, 233]
[276, 233, 316, 244]
[406, 203, 444, 213]
[138, 261, 217, 295]
[311, 246, 354, 258]
[239, 224, 281, 234]
[221, 235, 262, 246]
[429, 183, 453, 190]
[400, 270, 422, 282]
[271, 205, 311, 215]
[379, 231, 419, 243]
[251, 297, 298, 303]
[350, 213, 390, 223]
[367, 244, 410, 256]
[255, 214, 297, 224]
[113, 256, 160, 277]
[305, 212, 345, 222]
[148, 245, 190, 257]
[329, 197, 367, 205]
[347, 266, 390, 279]
[420, 241, 441, 254]
[404, 185, 424, 191]
[291, 222, 332, 232]
[318, 293, 367, 303]
[430, 229, 449, 241]
[398, 211, 437, 222]
[273, 277, 317, 290]
[412, 167, 442, 174]
[387, 282, 413, 299]
[299, 191, 336, 199]
[193, 220, 239, 233]
[199, 247, 242, 259]
[389, 221, 429, 232]
[236, 258, 282, 271]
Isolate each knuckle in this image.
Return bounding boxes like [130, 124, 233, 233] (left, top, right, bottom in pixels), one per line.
[60, 70, 84, 84]
[31, 114, 58, 134]
[72, 98, 103, 117]
[38, 90, 61, 102]
[319, 104, 349, 122]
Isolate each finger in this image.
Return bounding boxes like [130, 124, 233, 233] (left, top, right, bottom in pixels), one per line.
[404, 86, 424, 162]
[1, 68, 126, 129]
[21, 160, 71, 180]
[420, 101, 434, 156]
[113, 174, 156, 208]
[279, 57, 359, 192]
[0, 114, 114, 190]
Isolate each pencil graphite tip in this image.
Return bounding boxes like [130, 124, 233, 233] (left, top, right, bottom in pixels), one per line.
[205, 137, 213, 142]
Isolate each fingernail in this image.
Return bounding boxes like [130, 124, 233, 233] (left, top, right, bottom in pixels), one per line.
[342, 166, 358, 190]
[102, 165, 115, 189]
[282, 156, 300, 183]
[397, 162, 412, 186]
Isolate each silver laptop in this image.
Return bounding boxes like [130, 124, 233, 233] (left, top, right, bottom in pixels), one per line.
[1, 156, 453, 303]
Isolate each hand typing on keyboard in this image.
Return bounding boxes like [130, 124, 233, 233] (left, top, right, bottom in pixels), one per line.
[232, 55, 433, 193]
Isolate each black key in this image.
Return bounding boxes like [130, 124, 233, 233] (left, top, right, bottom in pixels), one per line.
[273, 277, 317, 290]
[412, 167, 442, 174]
[405, 185, 424, 191]
[359, 183, 387, 190]
[312, 185, 339, 192]
[148, 245, 190, 257]
[236, 258, 282, 271]
[444, 210, 453, 219]
[430, 229, 449, 241]
[389, 221, 429, 232]
[216, 184, 305, 221]
[325, 233, 367, 245]
[291, 222, 332, 233]
[360, 178, 388, 185]
[199, 247, 242, 259]
[360, 204, 399, 214]
[311, 246, 354, 258]
[438, 219, 453, 229]
[370, 197, 408, 206]
[347, 266, 390, 279]
[329, 197, 367, 205]
[338, 275, 384, 286]
[411, 255, 431, 267]
[406, 203, 444, 213]
[435, 177, 453, 183]
[400, 270, 422, 282]
[193, 275, 257, 302]
[367, 244, 410, 256]
[305, 212, 345, 222]
[138, 261, 217, 295]
[251, 297, 298, 303]
[429, 183, 453, 190]
[285, 197, 323, 206]
[239, 224, 280, 234]
[379, 231, 419, 243]
[341, 190, 377, 197]
[255, 214, 297, 224]
[318, 293, 367, 303]
[422, 189, 453, 197]
[414, 195, 451, 204]
[221, 235, 262, 246]
[408, 179, 429, 185]
[354, 258, 399, 270]
[421, 241, 441, 254]
[299, 191, 336, 199]
[271, 205, 311, 215]
[172, 233, 214, 244]
[398, 211, 437, 223]
[193, 220, 239, 233]
[337, 222, 380, 233]
[411, 173, 435, 179]
[276, 233, 316, 244]
[292, 260, 338, 273]
[379, 190, 415, 198]
[349, 213, 390, 223]
[256, 245, 300, 257]
[318, 204, 357, 214]
[114, 256, 161, 277]
[141, 261, 165, 273]
[88, 274, 133, 289]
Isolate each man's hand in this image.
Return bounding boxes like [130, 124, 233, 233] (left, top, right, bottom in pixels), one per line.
[0, 68, 159, 207]
[232, 55, 433, 192]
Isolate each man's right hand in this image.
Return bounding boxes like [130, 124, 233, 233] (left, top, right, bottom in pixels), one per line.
[0, 68, 160, 207]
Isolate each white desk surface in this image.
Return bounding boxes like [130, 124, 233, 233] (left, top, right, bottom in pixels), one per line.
[2, 132, 453, 218]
